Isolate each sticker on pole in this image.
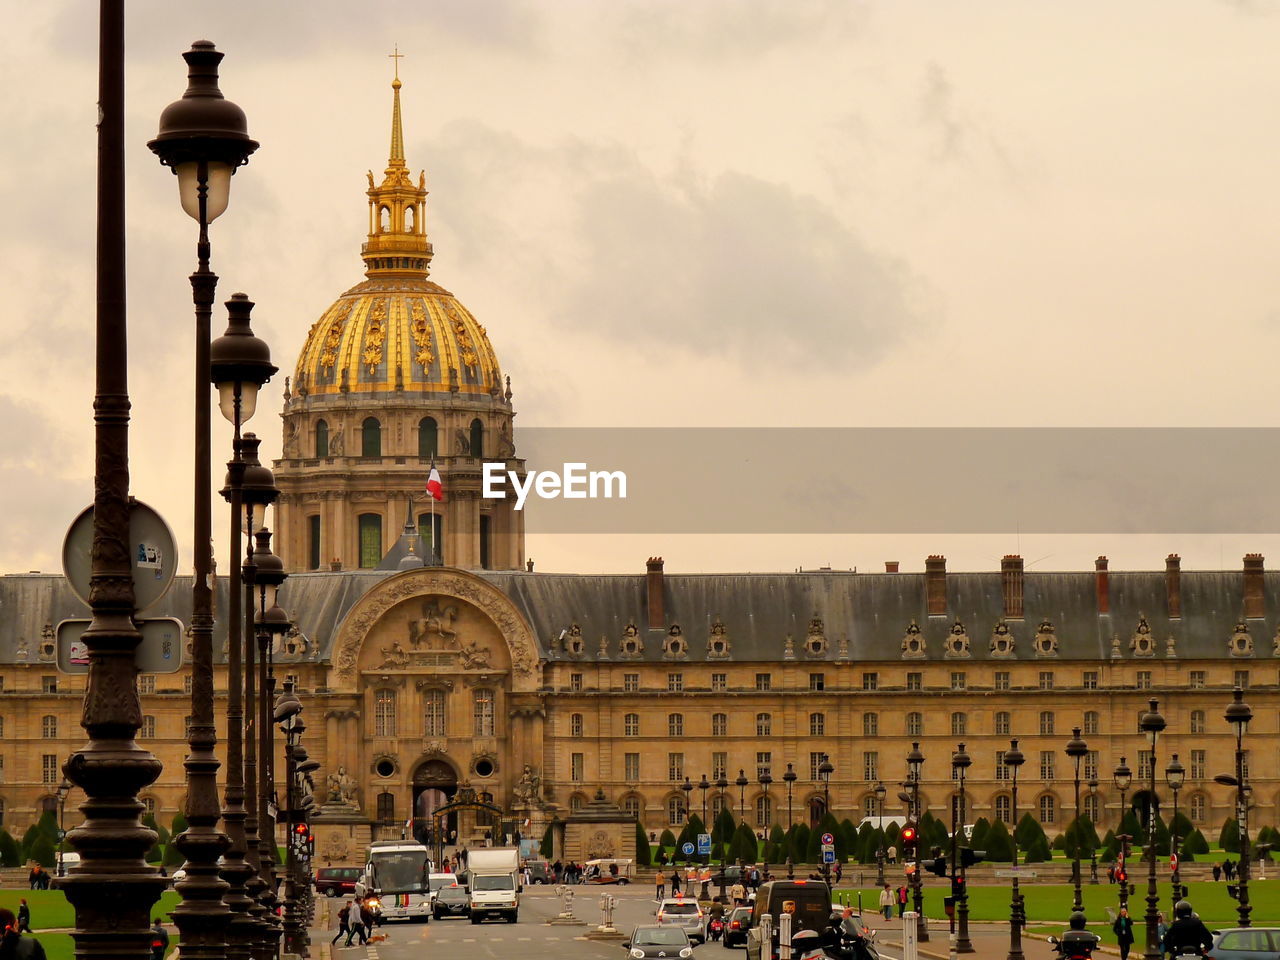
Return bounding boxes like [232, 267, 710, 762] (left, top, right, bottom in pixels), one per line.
[62, 499, 178, 614]
[56, 618, 185, 674]
[821, 833, 835, 845]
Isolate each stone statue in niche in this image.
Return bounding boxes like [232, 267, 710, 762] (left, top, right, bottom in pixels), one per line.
[901, 621, 926, 659]
[408, 599, 458, 647]
[328, 420, 344, 455]
[327, 766, 358, 805]
[619, 622, 643, 659]
[944, 620, 971, 659]
[1166, 633, 1177, 659]
[1034, 619, 1058, 658]
[707, 619, 731, 659]
[514, 764, 542, 805]
[1130, 616, 1156, 658]
[990, 621, 1016, 658]
[805, 616, 828, 658]
[564, 623, 585, 658]
[663, 624, 687, 660]
[1229, 619, 1254, 658]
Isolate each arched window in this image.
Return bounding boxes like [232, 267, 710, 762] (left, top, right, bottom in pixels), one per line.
[862, 713, 878, 736]
[1039, 795, 1056, 823]
[358, 513, 382, 568]
[418, 417, 438, 458]
[711, 794, 728, 821]
[141, 796, 157, 817]
[570, 793, 587, 813]
[756, 713, 772, 737]
[473, 688, 495, 737]
[712, 713, 728, 737]
[1189, 794, 1206, 823]
[374, 688, 397, 737]
[624, 713, 640, 737]
[906, 712, 923, 736]
[808, 796, 827, 825]
[622, 795, 642, 821]
[755, 795, 773, 829]
[423, 689, 446, 737]
[571, 714, 584, 737]
[361, 417, 382, 457]
[41, 716, 56, 739]
[810, 713, 825, 736]
[379, 206, 390, 232]
[668, 714, 684, 737]
[995, 795, 1011, 824]
[469, 418, 484, 457]
[1083, 793, 1101, 823]
[1190, 710, 1206, 734]
[405, 205, 416, 233]
[141, 715, 156, 739]
[315, 419, 329, 458]
[1039, 711, 1055, 735]
[950, 712, 966, 737]
[863, 795, 878, 819]
[1083, 710, 1100, 736]
[995, 711, 1010, 735]
[667, 795, 687, 824]
[377, 792, 395, 823]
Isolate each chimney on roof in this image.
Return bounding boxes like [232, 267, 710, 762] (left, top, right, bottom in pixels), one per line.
[925, 555, 947, 616]
[1244, 553, 1265, 619]
[646, 556, 665, 631]
[885, 561, 900, 573]
[1095, 556, 1110, 615]
[1165, 554, 1181, 619]
[1001, 555, 1024, 619]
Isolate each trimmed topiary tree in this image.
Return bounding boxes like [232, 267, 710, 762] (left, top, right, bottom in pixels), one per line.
[714, 808, 736, 845]
[970, 817, 991, 852]
[984, 819, 1013, 863]
[540, 824, 554, 858]
[27, 834, 56, 868]
[0, 831, 20, 868]
[636, 822, 652, 866]
[1220, 817, 1240, 853]
[659, 828, 677, 855]
[170, 812, 189, 837]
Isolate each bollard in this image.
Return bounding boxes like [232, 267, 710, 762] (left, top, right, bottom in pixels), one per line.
[779, 912, 792, 960]
[949, 930, 957, 960]
[903, 911, 919, 960]
[761, 914, 773, 960]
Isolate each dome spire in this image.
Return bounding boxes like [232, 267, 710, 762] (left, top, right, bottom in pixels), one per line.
[388, 44, 406, 172]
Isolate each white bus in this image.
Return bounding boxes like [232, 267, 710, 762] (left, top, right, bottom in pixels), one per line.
[364, 840, 432, 922]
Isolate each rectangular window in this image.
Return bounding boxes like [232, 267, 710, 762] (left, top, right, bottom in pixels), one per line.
[995, 751, 1008, 780]
[994, 671, 1010, 691]
[809, 673, 825, 691]
[1190, 750, 1206, 779]
[473, 689, 495, 737]
[41, 676, 57, 694]
[755, 673, 772, 691]
[571, 714, 584, 737]
[906, 672, 922, 692]
[1234, 669, 1250, 689]
[184, 675, 193, 695]
[424, 690, 446, 737]
[1082, 671, 1098, 690]
[712, 713, 727, 737]
[1137, 750, 1154, 780]
[757, 751, 772, 780]
[0, 755, 4, 782]
[1039, 671, 1054, 690]
[950, 672, 966, 691]
[862, 672, 878, 691]
[42, 755, 58, 784]
[570, 673, 583, 692]
[623, 673, 639, 692]
[668, 673, 683, 692]
[139, 675, 155, 694]
[571, 753, 584, 782]
[863, 713, 879, 736]
[863, 751, 878, 781]
[711, 672, 727, 692]
[358, 513, 382, 569]
[1084, 750, 1100, 781]
[1136, 671, 1152, 690]
[308, 515, 321, 570]
[810, 752, 826, 781]
[1039, 751, 1055, 780]
[668, 753, 684, 781]
[625, 753, 640, 781]
[1189, 670, 1206, 689]
[810, 713, 825, 736]
[712, 751, 727, 781]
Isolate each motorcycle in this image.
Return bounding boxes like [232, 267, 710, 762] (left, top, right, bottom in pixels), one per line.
[1047, 935, 1097, 960]
[708, 917, 725, 942]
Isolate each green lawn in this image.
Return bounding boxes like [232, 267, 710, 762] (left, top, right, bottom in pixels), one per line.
[834, 881, 1280, 927]
[0, 889, 182, 930]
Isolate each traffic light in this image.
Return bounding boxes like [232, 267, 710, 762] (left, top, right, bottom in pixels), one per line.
[926, 857, 949, 878]
[950, 876, 965, 898]
[900, 823, 918, 852]
[960, 848, 986, 869]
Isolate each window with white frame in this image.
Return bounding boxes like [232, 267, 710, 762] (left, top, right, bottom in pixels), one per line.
[1083, 711, 1100, 736]
[668, 673, 684, 692]
[712, 713, 728, 737]
[668, 713, 684, 737]
[995, 712, 1010, 735]
[711, 673, 727, 692]
[571, 713, 584, 737]
[624, 713, 640, 737]
[907, 712, 923, 736]
[473, 688, 495, 737]
[374, 688, 397, 737]
[41, 716, 56, 739]
[810, 713, 825, 736]
[756, 713, 772, 737]
[624, 673, 640, 692]
[625, 753, 640, 781]
[424, 689, 446, 737]
[571, 753, 584, 782]
[668, 753, 684, 781]
[951, 712, 966, 736]
[1039, 794, 1056, 823]
[863, 751, 878, 781]
[1040, 751, 1055, 780]
[863, 713, 878, 736]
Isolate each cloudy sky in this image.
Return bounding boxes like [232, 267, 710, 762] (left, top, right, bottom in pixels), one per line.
[2, 0, 1280, 578]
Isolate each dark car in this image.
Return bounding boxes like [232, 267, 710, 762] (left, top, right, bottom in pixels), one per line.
[724, 906, 752, 949]
[625, 925, 693, 959]
[1210, 927, 1280, 960]
[433, 884, 471, 920]
[745, 880, 832, 960]
[525, 860, 554, 884]
[315, 867, 362, 898]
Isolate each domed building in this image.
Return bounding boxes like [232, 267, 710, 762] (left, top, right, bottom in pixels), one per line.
[274, 71, 523, 574]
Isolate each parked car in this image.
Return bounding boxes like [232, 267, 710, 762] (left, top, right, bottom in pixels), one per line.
[1210, 928, 1280, 960]
[657, 896, 705, 945]
[524, 860, 554, 884]
[723, 906, 752, 949]
[315, 866, 363, 897]
[433, 884, 471, 920]
[625, 925, 694, 959]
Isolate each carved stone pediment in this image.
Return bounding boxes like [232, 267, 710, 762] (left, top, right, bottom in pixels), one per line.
[990, 620, 1016, 659]
[707, 618, 732, 659]
[901, 620, 926, 659]
[1229, 619, 1254, 658]
[1033, 620, 1058, 658]
[663, 624, 688, 660]
[944, 620, 970, 659]
[1130, 616, 1156, 658]
[805, 616, 828, 658]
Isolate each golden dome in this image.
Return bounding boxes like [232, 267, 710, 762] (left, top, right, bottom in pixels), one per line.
[293, 278, 502, 399]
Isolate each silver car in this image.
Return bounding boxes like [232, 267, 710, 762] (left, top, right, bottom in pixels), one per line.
[656, 898, 705, 945]
[1210, 927, 1280, 960]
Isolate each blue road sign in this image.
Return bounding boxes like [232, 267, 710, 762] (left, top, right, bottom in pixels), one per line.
[823, 849, 836, 864]
[697, 834, 712, 855]
[682, 842, 696, 855]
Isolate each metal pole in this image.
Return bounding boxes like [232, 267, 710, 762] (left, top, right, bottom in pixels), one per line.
[60, 6, 168, 959]
[956, 753, 971, 953]
[1141, 700, 1165, 960]
[1170, 782, 1180, 903]
[1236, 723, 1252, 927]
[1007, 744, 1024, 960]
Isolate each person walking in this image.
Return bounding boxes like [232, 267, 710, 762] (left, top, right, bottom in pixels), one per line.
[896, 885, 908, 918]
[358, 900, 375, 944]
[1112, 907, 1135, 960]
[149, 919, 169, 960]
[16, 901, 31, 934]
[878, 884, 894, 920]
[344, 899, 366, 947]
[730, 879, 746, 906]
[1212, 863, 1222, 882]
[332, 901, 353, 946]
[670, 868, 682, 896]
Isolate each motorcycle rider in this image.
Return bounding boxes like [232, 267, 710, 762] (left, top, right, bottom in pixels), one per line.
[1163, 901, 1213, 958]
[1056, 912, 1100, 958]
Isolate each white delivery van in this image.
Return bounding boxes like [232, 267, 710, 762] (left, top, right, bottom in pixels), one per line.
[466, 847, 521, 924]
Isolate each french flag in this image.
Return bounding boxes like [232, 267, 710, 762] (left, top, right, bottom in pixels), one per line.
[426, 464, 444, 501]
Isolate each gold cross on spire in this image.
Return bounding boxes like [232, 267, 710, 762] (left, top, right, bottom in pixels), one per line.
[389, 44, 404, 80]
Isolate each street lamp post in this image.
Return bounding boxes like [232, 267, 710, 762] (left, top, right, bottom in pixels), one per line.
[1165, 755, 1184, 903]
[1088, 779, 1100, 884]
[817, 756, 834, 884]
[906, 742, 928, 942]
[874, 782, 887, 888]
[783, 764, 797, 880]
[1005, 740, 1026, 960]
[55, 781, 71, 878]
[716, 774, 729, 898]
[1065, 727, 1089, 915]
[1139, 698, 1166, 960]
[682, 776, 694, 850]
[1113, 756, 1132, 916]
[149, 39, 258, 960]
[736, 770, 749, 825]
[952, 744, 973, 953]
[759, 769, 773, 877]
[699, 775, 710, 837]
[1224, 688, 1253, 927]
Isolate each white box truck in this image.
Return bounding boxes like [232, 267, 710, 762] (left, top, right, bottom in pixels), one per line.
[467, 847, 521, 924]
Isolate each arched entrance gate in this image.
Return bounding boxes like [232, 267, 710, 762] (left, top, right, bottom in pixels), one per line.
[428, 787, 506, 867]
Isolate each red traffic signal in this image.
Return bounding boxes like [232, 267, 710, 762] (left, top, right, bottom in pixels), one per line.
[900, 824, 918, 849]
[295, 823, 309, 835]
